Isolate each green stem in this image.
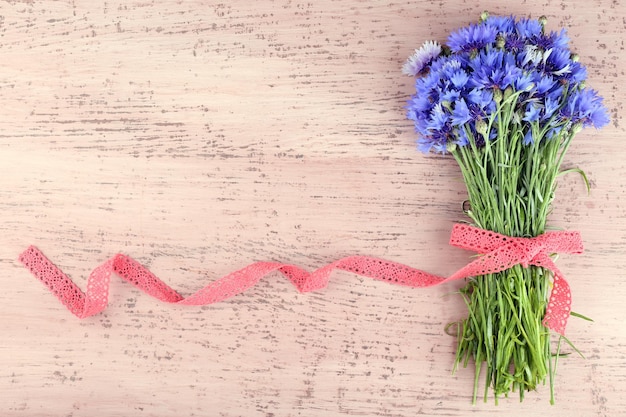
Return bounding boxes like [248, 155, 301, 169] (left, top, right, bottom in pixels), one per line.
[450, 91, 575, 403]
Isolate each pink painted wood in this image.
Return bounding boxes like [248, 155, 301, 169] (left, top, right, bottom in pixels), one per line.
[0, 1, 623, 416]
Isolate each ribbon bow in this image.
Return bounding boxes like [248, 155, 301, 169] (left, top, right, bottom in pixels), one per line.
[19, 224, 583, 334]
[446, 224, 584, 335]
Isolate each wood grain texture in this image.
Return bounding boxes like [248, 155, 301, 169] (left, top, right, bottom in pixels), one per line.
[1, 1, 624, 416]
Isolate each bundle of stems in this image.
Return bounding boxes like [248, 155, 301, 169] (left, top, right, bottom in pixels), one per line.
[450, 90, 579, 404]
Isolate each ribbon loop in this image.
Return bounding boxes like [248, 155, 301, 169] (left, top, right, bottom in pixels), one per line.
[19, 224, 582, 335]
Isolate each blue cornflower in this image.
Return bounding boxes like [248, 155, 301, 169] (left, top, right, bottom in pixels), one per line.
[505, 34, 527, 52]
[416, 71, 441, 99]
[568, 61, 588, 83]
[439, 58, 463, 77]
[514, 73, 535, 92]
[456, 126, 472, 146]
[407, 93, 431, 115]
[451, 99, 472, 126]
[450, 70, 470, 89]
[469, 50, 521, 90]
[485, 15, 516, 34]
[561, 88, 610, 128]
[466, 88, 494, 110]
[545, 48, 572, 76]
[536, 29, 570, 50]
[543, 97, 560, 120]
[441, 89, 461, 103]
[535, 74, 557, 95]
[515, 18, 543, 40]
[447, 22, 498, 53]
[403, 41, 443, 76]
[546, 86, 564, 103]
[428, 103, 449, 131]
[419, 109, 455, 153]
[523, 103, 541, 122]
[417, 138, 435, 153]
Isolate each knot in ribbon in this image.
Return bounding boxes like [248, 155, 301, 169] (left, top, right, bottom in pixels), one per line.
[19, 224, 583, 335]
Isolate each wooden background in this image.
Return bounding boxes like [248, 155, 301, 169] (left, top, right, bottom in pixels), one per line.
[1, 1, 624, 416]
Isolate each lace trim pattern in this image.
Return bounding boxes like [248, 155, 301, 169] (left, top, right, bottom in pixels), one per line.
[19, 224, 583, 335]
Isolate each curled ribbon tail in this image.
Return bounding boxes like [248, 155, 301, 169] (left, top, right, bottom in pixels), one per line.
[19, 246, 87, 318]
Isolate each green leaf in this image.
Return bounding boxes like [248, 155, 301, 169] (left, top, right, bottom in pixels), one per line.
[570, 311, 594, 322]
[558, 167, 591, 194]
[561, 335, 586, 359]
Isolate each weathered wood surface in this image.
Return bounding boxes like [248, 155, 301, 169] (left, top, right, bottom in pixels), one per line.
[1, 1, 624, 416]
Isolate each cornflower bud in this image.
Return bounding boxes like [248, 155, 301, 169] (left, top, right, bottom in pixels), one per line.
[503, 87, 514, 101]
[493, 88, 503, 104]
[475, 119, 488, 136]
[572, 122, 584, 134]
[539, 15, 548, 33]
[496, 35, 506, 49]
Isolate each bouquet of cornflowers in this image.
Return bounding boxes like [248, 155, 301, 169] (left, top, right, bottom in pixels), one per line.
[404, 13, 608, 403]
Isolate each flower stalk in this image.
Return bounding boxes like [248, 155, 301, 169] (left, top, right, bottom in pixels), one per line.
[451, 91, 573, 403]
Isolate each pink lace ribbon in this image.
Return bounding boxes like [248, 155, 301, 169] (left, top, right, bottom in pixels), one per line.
[19, 224, 583, 335]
